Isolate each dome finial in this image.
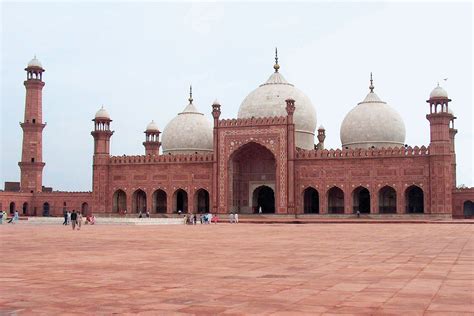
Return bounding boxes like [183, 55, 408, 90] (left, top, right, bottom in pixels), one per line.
[188, 85, 193, 104]
[273, 47, 280, 72]
[369, 72, 374, 93]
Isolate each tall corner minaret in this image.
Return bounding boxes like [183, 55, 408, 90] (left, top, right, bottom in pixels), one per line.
[91, 106, 113, 213]
[426, 83, 454, 215]
[19, 56, 46, 193]
[143, 120, 161, 155]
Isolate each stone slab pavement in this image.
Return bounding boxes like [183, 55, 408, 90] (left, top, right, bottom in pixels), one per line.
[0, 223, 473, 315]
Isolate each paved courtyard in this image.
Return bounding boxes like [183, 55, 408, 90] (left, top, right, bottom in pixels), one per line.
[1, 223, 473, 315]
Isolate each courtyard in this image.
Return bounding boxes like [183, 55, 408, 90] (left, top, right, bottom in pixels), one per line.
[0, 223, 473, 315]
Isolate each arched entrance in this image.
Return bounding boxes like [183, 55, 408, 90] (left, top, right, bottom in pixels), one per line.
[43, 202, 50, 216]
[152, 189, 167, 213]
[9, 202, 15, 214]
[195, 189, 210, 213]
[112, 190, 127, 213]
[406, 185, 424, 213]
[81, 202, 89, 216]
[463, 201, 474, 218]
[22, 202, 29, 215]
[328, 187, 344, 214]
[132, 189, 147, 213]
[379, 186, 396, 213]
[353, 186, 370, 213]
[303, 187, 319, 214]
[228, 142, 276, 214]
[252, 185, 275, 213]
[173, 189, 188, 213]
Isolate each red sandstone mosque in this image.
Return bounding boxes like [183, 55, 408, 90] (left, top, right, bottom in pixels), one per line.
[1, 54, 473, 218]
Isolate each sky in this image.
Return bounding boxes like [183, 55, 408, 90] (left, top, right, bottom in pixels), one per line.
[1, 1, 472, 191]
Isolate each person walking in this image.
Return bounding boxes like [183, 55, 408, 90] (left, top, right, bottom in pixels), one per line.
[1, 211, 7, 224]
[234, 213, 239, 224]
[70, 210, 78, 230]
[0, 210, 3, 224]
[8, 210, 19, 224]
[63, 211, 68, 225]
[229, 213, 235, 224]
[77, 212, 83, 230]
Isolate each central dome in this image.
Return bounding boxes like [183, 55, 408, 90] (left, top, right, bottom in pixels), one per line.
[237, 56, 317, 150]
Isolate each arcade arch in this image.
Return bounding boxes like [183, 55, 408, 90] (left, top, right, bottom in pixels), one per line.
[112, 189, 127, 213]
[152, 189, 167, 213]
[406, 185, 424, 213]
[379, 186, 396, 213]
[303, 187, 319, 214]
[328, 187, 344, 214]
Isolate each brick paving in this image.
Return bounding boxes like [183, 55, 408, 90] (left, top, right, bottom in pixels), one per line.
[0, 223, 473, 315]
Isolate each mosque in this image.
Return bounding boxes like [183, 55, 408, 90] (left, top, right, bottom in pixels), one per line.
[1, 53, 473, 218]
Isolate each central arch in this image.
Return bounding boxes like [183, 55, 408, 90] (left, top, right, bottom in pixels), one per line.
[252, 185, 275, 213]
[353, 186, 370, 214]
[228, 142, 276, 214]
[379, 186, 396, 214]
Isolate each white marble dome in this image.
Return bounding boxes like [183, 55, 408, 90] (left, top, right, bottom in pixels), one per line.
[27, 57, 43, 68]
[161, 99, 213, 155]
[146, 120, 159, 132]
[340, 88, 406, 149]
[95, 106, 110, 120]
[429, 84, 448, 99]
[237, 67, 317, 150]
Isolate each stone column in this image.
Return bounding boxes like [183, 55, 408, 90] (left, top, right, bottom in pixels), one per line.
[286, 99, 296, 215]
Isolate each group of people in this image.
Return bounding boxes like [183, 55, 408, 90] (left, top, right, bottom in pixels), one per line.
[0, 210, 18, 224]
[181, 212, 239, 225]
[63, 210, 95, 230]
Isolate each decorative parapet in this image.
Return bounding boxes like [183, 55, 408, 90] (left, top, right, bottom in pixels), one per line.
[110, 153, 214, 165]
[296, 145, 430, 160]
[219, 116, 288, 128]
[36, 191, 93, 195]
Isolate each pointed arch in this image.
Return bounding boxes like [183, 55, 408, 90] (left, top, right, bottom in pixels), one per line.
[352, 186, 370, 214]
[173, 189, 188, 213]
[194, 189, 210, 213]
[303, 187, 319, 214]
[405, 185, 424, 213]
[327, 186, 344, 214]
[112, 189, 127, 213]
[379, 186, 397, 213]
[152, 189, 167, 213]
[132, 189, 147, 213]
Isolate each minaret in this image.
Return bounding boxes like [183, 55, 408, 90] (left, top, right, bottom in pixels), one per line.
[19, 57, 46, 193]
[426, 84, 453, 214]
[448, 109, 458, 187]
[91, 106, 113, 213]
[143, 120, 161, 155]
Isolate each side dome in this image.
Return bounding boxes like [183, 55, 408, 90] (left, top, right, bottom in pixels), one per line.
[95, 106, 110, 119]
[146, 120, 159, 132]
[429, 84, 448, 99]
[237, 55, 317, 150]
[161, 92, 213, 155]
[27, 56, 43, 68]
[340, 76, 406, 149]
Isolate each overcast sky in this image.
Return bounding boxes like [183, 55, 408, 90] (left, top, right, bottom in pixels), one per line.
[1, 2, 472, 191]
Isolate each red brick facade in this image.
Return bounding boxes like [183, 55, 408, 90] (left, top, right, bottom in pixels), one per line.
[1, 63, 473, 218]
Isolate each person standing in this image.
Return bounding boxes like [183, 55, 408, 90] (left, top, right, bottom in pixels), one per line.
[70, 210, 77, 230]
[229, 213, 235, 224]
[258, 206, 262, 214]
[0, 210, 3, 224]
[1, 211, 7, 224]
[63, 211, 68, 225]
[67, 211, 71, 225]
[234, 213, 239, 224]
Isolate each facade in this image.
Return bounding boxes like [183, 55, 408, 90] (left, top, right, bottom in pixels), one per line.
[1, 56, 473, 218]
